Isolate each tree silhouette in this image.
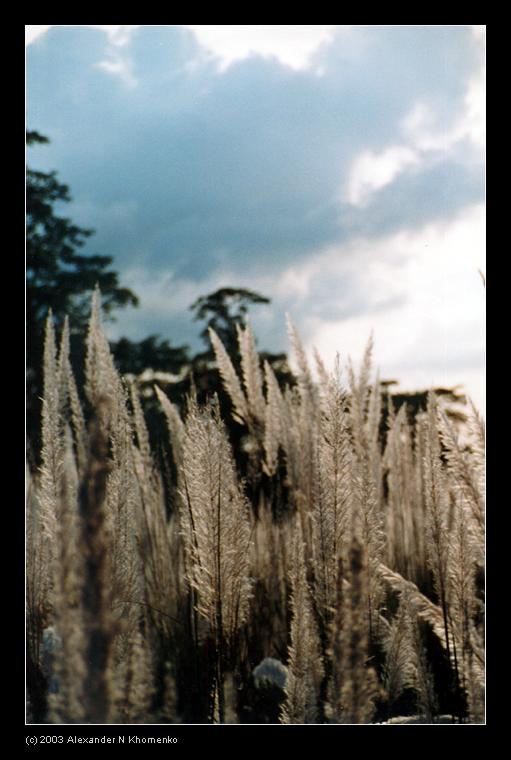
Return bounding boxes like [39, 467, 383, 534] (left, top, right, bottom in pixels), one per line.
[189, 287, 293, 404]
[26, 130, 139, 451]
[191, 287, 270, 357]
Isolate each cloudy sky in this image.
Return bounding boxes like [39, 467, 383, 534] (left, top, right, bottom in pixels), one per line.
[26, 25, 485, 411]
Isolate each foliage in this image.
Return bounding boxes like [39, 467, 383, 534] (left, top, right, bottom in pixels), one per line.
[26, 131, 139, 452]
[189, 287, 294, 403]
[191, 287, 270, 355]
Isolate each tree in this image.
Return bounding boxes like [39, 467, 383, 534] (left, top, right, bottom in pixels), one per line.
[191, 287, 271, 357]
[26, 130, 139, 450]
[111, 335, 189, 378]
[26, 131, 139, 330]
[189, 287, 294, 401]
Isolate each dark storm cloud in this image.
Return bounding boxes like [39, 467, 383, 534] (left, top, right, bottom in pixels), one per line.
[27, 25, 482, 290]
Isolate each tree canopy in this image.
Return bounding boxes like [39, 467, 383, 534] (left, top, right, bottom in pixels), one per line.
[26, 131, 138, 331]
[191, 287, 270, 355]
[26, 131, 140, 449]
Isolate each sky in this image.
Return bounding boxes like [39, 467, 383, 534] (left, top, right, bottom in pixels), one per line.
[26, 25, 485, 412]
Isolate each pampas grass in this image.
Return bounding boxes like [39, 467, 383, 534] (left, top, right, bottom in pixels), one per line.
[26, 292, 485, 724]
[281, 518, 323, 724]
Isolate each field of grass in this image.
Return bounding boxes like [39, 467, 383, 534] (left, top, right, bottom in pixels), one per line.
[26, 290, 485, 724]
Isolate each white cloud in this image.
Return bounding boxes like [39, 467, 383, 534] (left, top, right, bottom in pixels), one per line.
[183, 25, 337, 71]
[281, 204, 485, 412]
[401, 84, 484, 155]
[463, 71, 485, 149]
[345, 146, 420, 207]
[25, 24, 140, 47]
[160, 204, 484, 410]
[93, 25, 139, 47]
[401, 102, 443, 151]
[95, 49, 137, 87]
[402, 31, 484, 154]
[104, 205, 485, 414]
[26, 24, 337, 84]
[25, 25, 140, 86]
[26, 25, 52, 45]
[26, 25, 338, 70]
[344, 30, 484, 209]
